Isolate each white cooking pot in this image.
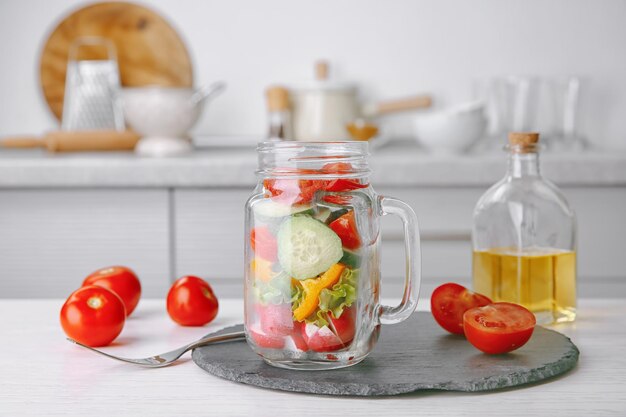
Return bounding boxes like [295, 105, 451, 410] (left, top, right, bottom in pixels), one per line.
[290, 61, 432, 142]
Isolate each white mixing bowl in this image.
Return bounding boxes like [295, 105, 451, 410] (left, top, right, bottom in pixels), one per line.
[121, 86, 204, 138]
[413, 102, 487, 154]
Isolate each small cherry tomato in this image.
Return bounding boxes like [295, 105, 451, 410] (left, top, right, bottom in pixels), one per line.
[431, 283, 492, 335]
[329, 211, 361, 250]
[463, 302, 536, 354]
[60, 285, 126, 347]
[83, 266, 142, 316]
[166, 276, 219, 326]
[250, 227, 278, 262]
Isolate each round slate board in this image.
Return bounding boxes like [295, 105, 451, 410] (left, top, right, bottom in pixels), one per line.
[192, 312, 579, 396]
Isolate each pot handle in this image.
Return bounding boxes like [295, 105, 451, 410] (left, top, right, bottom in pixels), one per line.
[378, 195, 422, 325]
[192, 81, 227, 105]
[362, 95, 432, 117]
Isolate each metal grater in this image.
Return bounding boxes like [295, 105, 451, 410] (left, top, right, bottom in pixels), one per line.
[61, 37, 124, 131]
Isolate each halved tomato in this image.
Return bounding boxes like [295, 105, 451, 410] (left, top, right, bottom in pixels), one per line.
[430, 283, 492, 335]
[463, 302, 536, 354]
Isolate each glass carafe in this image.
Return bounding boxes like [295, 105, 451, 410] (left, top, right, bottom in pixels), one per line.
[244, 141, 421, 370]
[472, 132, 577, 324]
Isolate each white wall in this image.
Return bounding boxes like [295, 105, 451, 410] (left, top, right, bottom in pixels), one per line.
[1, 0, 625, 149]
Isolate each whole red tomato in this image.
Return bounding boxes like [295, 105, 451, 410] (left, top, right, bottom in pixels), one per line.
[430, 283, 492, 335]
[463, 302, 536, 354]
[83, 266, 141, 317]
[329, 211, 361, 250]
[250, 227, 278, 262]
[60, 285, 126, 347]
[167, 276, 219, 326]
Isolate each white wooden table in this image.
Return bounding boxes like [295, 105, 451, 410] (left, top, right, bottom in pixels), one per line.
[1, 298, 624, 416]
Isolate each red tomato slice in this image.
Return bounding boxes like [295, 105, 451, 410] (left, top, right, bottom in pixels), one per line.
[301, 323, 344, 352]
[166, 276, 219, 326]
[329, 211, 361, 250]
[263, 178, 327, 204]
[257, 303, 294, 336]
[82, 266, 141, 317]
[322, 162, 353, 173]
[249, 326, 286, 349]
[264, 163, 368, 204]
[328, 306, 356, 345]
[60, 285, 126, 347]
[430, 283, 492, 335]
[324, 179, 368, 192]
[250, 227, 278, 262]
[290, 321, 309, 351]
[463, 302, 536, 354]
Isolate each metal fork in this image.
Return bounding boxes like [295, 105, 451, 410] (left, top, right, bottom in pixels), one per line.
[67, 330, 246, 368]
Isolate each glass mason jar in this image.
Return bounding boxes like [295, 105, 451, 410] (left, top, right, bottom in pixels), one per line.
[244, 141, 421, 370]
[472, 132, 577, 324]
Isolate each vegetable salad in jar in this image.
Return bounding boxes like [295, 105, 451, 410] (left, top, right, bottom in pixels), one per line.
[246, 162, 370, 356]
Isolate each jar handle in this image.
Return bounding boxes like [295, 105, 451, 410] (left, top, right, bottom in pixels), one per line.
[378, 196, 421, 325]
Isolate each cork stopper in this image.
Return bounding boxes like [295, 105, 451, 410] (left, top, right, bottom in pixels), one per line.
[315, 60, 329, 80]
[508, 132, 540, 153]
[266, 86, 290, 112]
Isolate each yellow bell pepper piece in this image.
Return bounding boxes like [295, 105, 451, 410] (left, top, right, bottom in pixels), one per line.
[293, 263, 346, 321]
[250, 258, 275, 283]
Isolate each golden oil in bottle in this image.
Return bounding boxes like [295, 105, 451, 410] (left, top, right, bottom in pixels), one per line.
[472, 247, 576, 324]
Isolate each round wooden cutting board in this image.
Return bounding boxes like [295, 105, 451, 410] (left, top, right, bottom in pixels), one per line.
[40, 1, 193, 120]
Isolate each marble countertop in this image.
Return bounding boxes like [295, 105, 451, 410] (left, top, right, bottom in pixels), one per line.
[0, 143, 625, 188]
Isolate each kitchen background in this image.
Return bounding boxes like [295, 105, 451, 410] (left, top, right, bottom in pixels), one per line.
[2, 0, 626, 148]
[0, 0, 625, 300]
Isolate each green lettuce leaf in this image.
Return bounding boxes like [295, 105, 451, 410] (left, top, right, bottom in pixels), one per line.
[252, 272, 292, 305]
[306, 267, 358, 327]
[318, 267, 357, 317]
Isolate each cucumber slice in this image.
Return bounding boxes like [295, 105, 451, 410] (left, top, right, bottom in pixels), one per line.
[340, 249, 362, 269]
[277, 216, 343, 280]
[252, 199, 314, 219]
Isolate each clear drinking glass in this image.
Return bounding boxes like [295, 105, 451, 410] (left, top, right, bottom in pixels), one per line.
[244, 141, 421, 370]
[472, 132, 577, 324]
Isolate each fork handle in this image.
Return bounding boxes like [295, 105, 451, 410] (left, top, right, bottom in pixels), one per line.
[187, 331, 246, 351]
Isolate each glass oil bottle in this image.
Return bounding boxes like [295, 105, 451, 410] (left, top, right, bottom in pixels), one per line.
[472, 132, 576, 324]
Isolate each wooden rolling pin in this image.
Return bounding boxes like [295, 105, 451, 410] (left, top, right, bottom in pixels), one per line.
[0, 130, 140, 152]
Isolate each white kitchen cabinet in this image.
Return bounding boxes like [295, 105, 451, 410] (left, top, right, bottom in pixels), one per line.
[0, 189, 171, 298]
[173, 189, 249, 297]
[174, 186, 626, 298]
[0, 149, 623, 299]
